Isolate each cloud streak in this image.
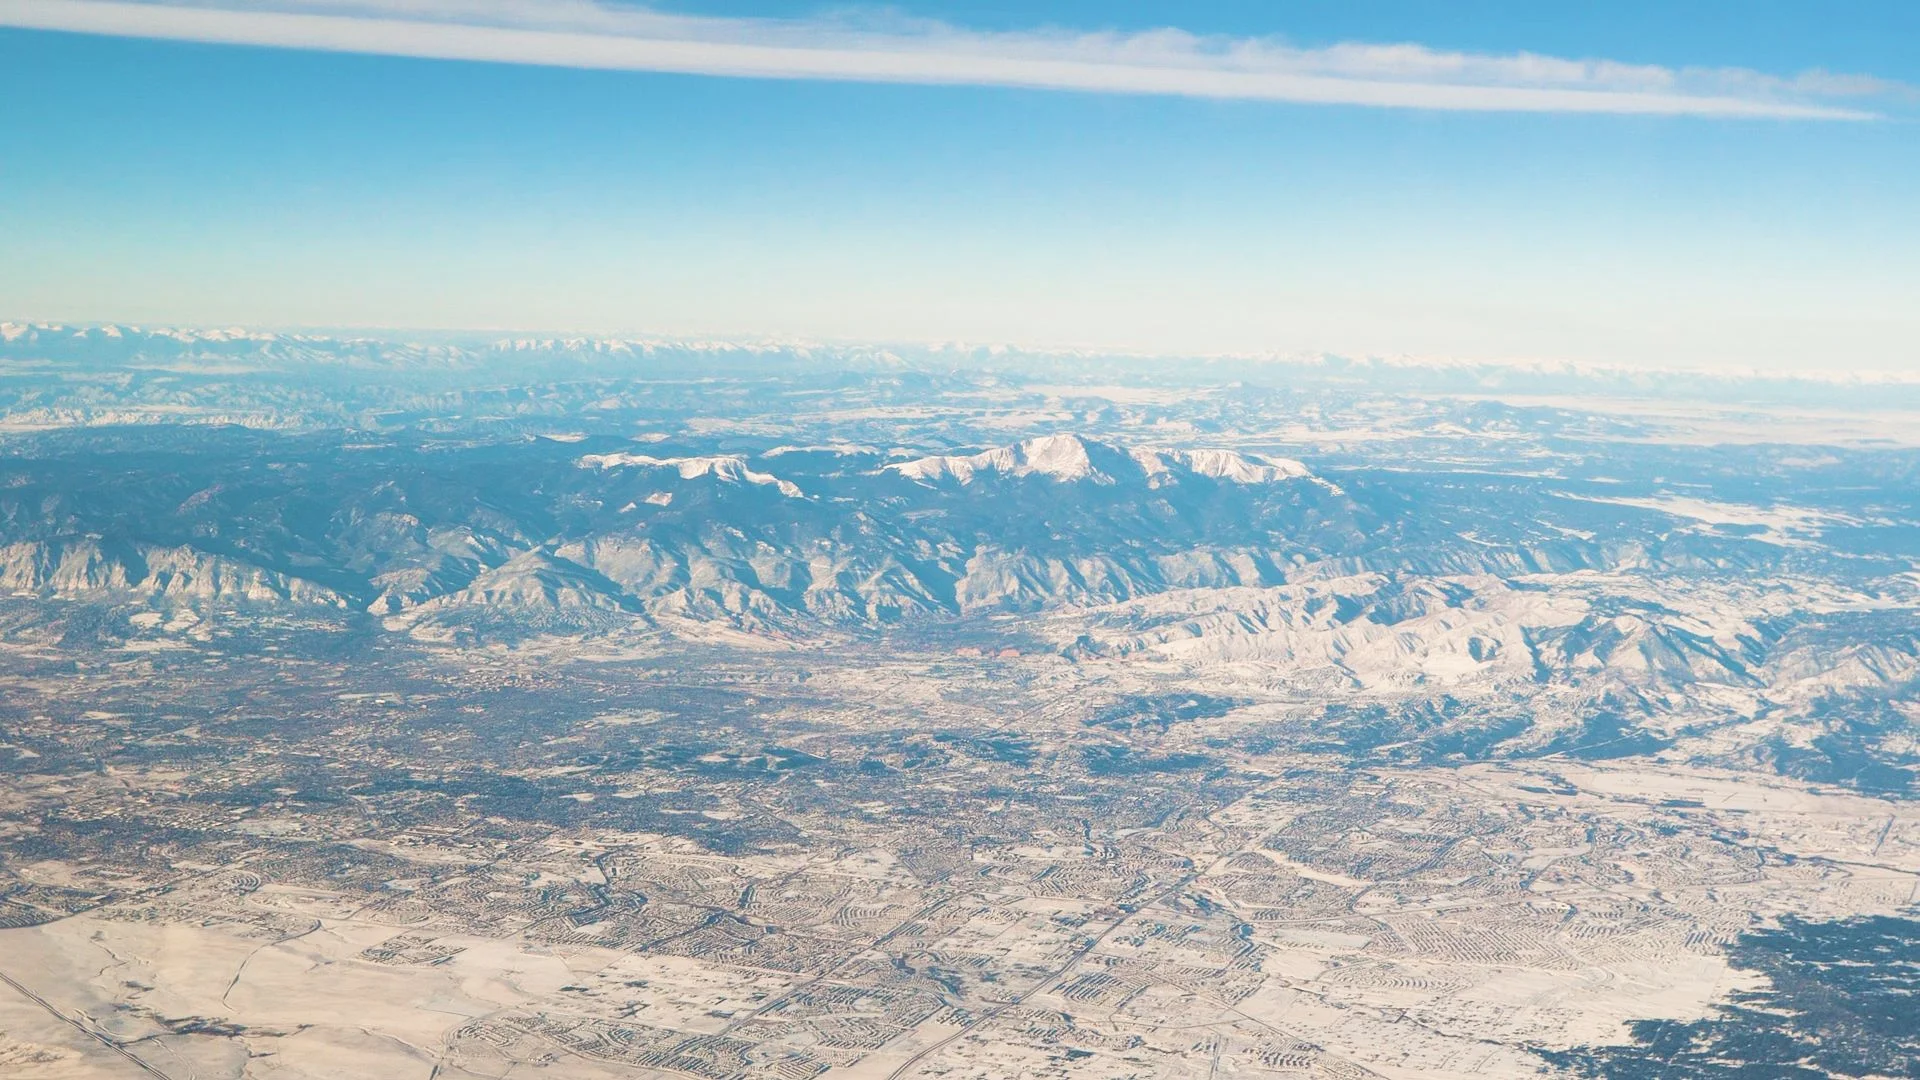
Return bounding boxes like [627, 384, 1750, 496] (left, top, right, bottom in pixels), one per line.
[0, 0, 1898, 119]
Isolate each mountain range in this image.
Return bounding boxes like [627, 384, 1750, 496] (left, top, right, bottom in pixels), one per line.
[0, 331, 1915, 794]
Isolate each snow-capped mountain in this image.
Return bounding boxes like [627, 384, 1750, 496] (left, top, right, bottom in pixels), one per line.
[885, 434, 1322, 489]
[0, 335, 1914, 792]
[579, 452, 806, 498]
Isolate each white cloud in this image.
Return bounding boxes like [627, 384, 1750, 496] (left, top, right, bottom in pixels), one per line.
[0, 0, 1900, 118]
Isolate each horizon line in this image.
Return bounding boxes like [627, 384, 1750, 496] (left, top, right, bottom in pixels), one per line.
[8, 317, 1920, 387]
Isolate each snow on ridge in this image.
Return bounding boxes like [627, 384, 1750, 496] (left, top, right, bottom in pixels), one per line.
[1020, 433, 1099, 481]
[887, 434, 1096, 484]
[888, 435, 1317, 487]
[577, 452, 804, 497]
[1134, 447, 1313, 484]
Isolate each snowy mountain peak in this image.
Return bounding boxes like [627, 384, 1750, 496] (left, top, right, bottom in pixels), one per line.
[1018, 433, 1101, 481]
[577, 452, 804, 497]
[1132, 447, 1314, 484]
[888, 436, 1316, 488]
[886, 434, 1102, 484]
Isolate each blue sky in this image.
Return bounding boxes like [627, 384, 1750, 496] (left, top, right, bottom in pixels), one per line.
[2, 0, 1917, 371]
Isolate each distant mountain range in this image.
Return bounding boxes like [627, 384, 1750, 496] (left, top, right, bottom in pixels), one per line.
[0, 431, 1362, 628]
[8, 321, 1920, 404]
[0, 328, 1915, 793]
